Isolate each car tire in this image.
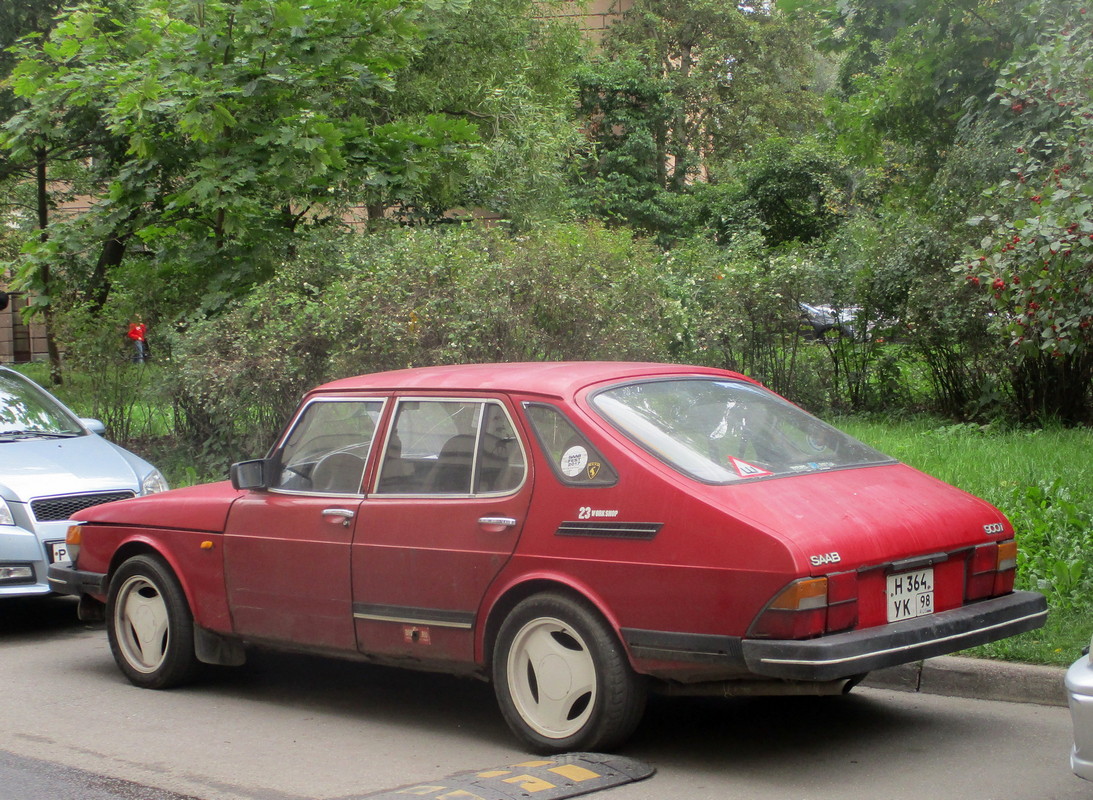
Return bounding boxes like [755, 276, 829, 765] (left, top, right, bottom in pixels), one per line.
[107, 554, 200, 689]
[492, 593, 646, 753]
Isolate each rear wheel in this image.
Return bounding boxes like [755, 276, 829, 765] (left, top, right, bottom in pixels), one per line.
[107, 554, 200, 689]
[492, 593, 646, 753]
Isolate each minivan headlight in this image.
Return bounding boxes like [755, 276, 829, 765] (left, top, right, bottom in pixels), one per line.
[141, 470, 169, 496]
[0, 498, 14, 526]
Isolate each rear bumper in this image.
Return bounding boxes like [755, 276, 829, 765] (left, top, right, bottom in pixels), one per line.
[47, 562, 107, 597]
[743, 590, 1047, 681]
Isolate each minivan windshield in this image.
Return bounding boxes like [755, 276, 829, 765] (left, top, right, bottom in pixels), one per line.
[0, 370, 84, 438]
[591, 378, 893, 483]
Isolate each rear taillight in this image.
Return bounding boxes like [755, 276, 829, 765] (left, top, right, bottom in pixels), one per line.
[965, 540, 1017, 601]
[748, 572, 859, 639]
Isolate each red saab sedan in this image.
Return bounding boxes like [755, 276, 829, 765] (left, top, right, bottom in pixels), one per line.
[49, 363, 1046, 752]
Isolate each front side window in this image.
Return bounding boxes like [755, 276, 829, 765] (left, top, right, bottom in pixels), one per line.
[591, 378, 892, 483]
[375, 399, 526, 496]
[275, 399, 383, 494]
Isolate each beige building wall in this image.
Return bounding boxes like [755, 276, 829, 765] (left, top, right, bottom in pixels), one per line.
[0, 293, 47, 364]
[0, 303, 12, 363]
[2, 191, 88, 363]
[537, 0, 632, 40]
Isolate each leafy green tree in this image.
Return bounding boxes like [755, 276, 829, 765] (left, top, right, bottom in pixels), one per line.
[790, 0, 1036, 180]
[371, 0, 587, 227]
[0, 0, 64, 140]
[575, 0, 822, 236]
[965, 2, 1093, 423]
[2, 0, 477, 326]
[782, 0, 1089, 422]
[0, 0, 69, 378]
[573, 56, 676, 232]
[693, 138, 854, 247]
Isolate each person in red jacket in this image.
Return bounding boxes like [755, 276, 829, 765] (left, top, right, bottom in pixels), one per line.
[127, 316, 148, 363]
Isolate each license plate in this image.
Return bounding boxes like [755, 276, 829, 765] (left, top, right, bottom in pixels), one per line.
[887, 567, 934, 622]
[48, 541, 69, 564]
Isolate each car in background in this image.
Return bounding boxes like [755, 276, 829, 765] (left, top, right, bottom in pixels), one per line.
[48, 362, 1046, 752]
[799, 302, 860, 339]
[1066, 635, 1093, 780]
[1, 366, 167, 598]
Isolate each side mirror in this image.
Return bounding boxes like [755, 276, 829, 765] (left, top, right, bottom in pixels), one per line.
[230, 458, 271, 491]
[80, 418, 107, 435]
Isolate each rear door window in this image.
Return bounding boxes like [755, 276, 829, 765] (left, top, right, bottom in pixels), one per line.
[374, 399, 526, 496]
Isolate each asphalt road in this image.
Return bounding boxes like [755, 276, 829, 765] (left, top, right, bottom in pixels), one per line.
[1, 595, 1086, 800]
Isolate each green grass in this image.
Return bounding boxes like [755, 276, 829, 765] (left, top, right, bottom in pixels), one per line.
[836, 415, 1093, 666]
[834, 417, 1093, 503]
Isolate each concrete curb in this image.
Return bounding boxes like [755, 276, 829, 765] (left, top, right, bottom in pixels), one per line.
[863, 655, 1069, 707]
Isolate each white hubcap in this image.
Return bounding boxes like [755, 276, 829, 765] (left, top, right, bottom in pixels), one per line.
[115, 576, 170, 673]
[506, 616, 596, 739]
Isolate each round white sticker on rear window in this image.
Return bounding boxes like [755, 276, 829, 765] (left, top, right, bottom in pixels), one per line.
[561, 445, 589, 477]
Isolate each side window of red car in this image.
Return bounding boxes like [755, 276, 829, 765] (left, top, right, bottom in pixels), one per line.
[275, 399, 383, 494]
[375, 399, 526, 496]
[523, 403, 618, 486]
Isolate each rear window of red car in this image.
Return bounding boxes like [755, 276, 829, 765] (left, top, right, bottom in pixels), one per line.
[590, 377, 893, 483]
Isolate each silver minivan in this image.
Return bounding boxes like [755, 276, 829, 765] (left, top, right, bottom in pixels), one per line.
[0, 366, 167, 597]
[1067, 636, 1093, 781]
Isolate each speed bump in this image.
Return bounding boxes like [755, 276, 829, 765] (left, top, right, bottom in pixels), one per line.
[359, 752, 655, 800]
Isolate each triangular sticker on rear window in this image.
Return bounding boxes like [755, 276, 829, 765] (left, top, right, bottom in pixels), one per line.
[729, 456, 773, 478]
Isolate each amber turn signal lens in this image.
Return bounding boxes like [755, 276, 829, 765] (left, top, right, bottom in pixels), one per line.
[769, 577, 828, 610]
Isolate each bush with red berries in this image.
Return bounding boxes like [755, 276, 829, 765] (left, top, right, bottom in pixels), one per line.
[961, 2, 1093, 419]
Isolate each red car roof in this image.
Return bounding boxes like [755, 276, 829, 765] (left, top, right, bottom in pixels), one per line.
[312, 362, 752, 399]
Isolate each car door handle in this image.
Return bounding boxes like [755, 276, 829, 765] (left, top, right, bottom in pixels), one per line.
[323, 508, 355, 527]
[478, 516, 517, 528]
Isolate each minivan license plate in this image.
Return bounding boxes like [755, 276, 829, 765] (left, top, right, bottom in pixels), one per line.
[887, 567, 934, 622]
[49, 541, 69, 563]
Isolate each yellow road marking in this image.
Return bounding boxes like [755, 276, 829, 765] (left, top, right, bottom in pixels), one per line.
[548, 765, 600, 782]
[502, 774, 556, 792]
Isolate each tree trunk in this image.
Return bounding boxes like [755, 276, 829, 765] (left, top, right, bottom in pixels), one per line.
[88, 229, 130, 313]
[366, 203, 387, 229]
[35, 147, 63, 385]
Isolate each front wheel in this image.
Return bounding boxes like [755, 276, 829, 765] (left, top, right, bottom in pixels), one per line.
[106, 554, 200, 689]
[492, 593, 646, 753]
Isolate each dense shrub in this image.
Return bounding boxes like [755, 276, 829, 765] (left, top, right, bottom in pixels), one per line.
[53, 215, 1070, 474]
[165, 223, 675, 462]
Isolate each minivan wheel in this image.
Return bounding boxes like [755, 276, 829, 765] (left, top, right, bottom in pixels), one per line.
[107, 554, 200, 689]
[492, 593, 646, 753]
